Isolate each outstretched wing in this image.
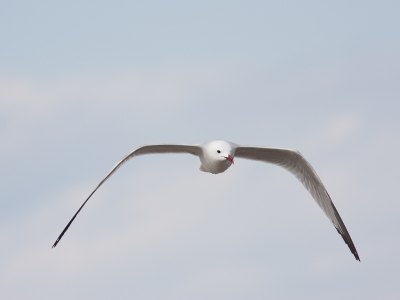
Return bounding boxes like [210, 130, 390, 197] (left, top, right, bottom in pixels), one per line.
[52, 144, 202, 248]
[234, 146, 360, 261]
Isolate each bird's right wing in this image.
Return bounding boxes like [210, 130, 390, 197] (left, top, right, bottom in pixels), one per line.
[52, 143, 202, 248]
[234, 146, 360, 261]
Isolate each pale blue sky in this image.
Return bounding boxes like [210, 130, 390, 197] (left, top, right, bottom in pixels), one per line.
[1, 1, 400, 299]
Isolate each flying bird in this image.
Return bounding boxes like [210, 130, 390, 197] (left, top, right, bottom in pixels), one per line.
[52, 140, 360, 261]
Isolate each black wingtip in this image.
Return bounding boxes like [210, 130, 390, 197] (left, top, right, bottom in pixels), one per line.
[51, 190, 97, 249]
[354, 250, 361, 262]
[52, 236, 62, 248]
[51, 220, 73, 249]
[329, 200, 360, 262]
[335, 227, 360, 262]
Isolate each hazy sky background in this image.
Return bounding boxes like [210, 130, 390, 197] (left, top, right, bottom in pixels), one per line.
[1, 1, 399, 299]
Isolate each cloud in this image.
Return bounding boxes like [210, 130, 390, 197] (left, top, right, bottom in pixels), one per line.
[298, 112, 363, 154]
[0, 64, 227, 156]
[0, 79, 56, 116]
[0, 71, 176, 119]
[0, 63, 229, 119]
[320, 113, 362, 146]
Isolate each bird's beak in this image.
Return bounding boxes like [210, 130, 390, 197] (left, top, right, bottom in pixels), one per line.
[225, 155, 234, 164]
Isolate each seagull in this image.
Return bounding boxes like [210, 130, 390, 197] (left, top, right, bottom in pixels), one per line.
[52, 140, 360, 261]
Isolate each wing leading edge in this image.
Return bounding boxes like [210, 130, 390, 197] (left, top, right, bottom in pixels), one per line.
[52, 144, 201, 248]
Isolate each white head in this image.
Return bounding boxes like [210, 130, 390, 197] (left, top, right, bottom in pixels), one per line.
[200, 140, 235, 174]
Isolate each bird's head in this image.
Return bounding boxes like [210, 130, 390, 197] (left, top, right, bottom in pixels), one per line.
[206, 140, 234, 164]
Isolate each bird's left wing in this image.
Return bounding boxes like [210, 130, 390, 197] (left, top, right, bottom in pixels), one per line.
[52, 143, 202, 248]
[234, 145, 360, 261]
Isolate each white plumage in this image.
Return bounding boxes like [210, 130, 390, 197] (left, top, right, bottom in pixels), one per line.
[52, 140, 360, 261]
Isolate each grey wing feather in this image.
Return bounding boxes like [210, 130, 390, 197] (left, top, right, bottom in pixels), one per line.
[234, 146, 360, 261]
[52, 144, 202, 248]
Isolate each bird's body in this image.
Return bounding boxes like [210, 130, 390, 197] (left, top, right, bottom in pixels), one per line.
[52, 140, 360, 261]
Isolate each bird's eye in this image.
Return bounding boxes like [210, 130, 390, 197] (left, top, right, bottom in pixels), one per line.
[217, 150, 221, 153]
